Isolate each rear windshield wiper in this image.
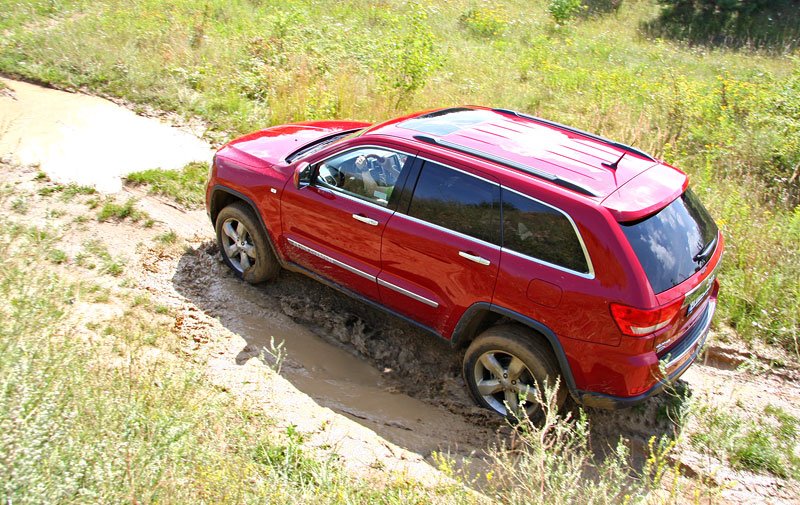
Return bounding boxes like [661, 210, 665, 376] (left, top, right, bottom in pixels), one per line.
[693, 235, 717, 263]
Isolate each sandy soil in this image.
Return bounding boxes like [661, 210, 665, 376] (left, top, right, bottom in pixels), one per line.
[1, 77, 798, 503]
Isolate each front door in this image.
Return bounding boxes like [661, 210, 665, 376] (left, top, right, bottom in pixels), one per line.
[281, 146, 415, 301]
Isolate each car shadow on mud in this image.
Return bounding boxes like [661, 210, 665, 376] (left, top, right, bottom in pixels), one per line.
[172, 241, 690, 466]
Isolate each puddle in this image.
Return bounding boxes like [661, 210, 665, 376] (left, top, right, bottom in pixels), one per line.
[0, 77, 214, 192]
[235, 314, 479, 452]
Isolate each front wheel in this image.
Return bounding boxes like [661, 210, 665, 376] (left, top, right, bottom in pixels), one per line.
[215, 202, 279, 284]
[463, 325, 566, 422]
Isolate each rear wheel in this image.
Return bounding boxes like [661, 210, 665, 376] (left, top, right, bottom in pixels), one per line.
[215, 202, 279, 284]
[463, 324, 566, 422]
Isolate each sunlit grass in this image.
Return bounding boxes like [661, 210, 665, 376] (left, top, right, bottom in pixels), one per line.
[0, 0, 797, 355]
[125, 161, 208, 208]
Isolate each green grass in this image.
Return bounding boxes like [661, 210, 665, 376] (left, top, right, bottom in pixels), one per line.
[38, 182, 96, 199]
[10, 197, 28, 214]
[479, 386, 702, 504]
[47, 248, 68, 264]
[96, 197, 151, 226]
[0, 0, 797, 355]
[156, 229, 178, 244]
[691, 403, 800, 479]
[76, 240, 125, 276]
[0, 217, 472, 504]
[126, 161, 209, 208]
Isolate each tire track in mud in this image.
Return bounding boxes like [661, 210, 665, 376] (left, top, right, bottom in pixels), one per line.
[169, 241, 501, 461]
[171, 242, 692, 456]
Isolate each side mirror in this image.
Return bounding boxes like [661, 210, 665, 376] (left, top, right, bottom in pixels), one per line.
[293, 162, 313, 189]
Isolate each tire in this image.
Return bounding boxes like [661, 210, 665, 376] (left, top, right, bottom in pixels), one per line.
[215, 202, 280, 284]
[463, 324, 567, 422]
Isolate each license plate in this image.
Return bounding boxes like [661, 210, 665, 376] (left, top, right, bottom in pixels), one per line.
[686, 278, 713, 315]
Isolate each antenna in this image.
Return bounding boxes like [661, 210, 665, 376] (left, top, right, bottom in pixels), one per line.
[602, 151, 626, 170]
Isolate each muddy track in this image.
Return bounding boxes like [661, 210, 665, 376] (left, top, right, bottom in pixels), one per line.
[3, 77, 798, 502]
[168, 239, 800, 502]
[171, 240, 687, 453]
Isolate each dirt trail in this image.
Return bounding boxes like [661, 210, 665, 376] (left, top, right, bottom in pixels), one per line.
[168, 238, 497, 459]
[2, 77, 798, 502]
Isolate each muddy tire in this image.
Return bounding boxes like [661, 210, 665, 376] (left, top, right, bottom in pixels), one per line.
[463, 324, 566, 422]
[215, 202, 279, 284]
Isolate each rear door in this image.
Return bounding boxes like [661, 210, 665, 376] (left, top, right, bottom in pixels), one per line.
[281, 145, 416, 301]
[378, 158, 501, 336]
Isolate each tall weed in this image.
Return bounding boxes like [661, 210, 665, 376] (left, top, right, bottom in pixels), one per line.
[483, 384, 693, 504]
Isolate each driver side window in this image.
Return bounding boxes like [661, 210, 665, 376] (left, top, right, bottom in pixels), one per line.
[315, 148, 410, 207]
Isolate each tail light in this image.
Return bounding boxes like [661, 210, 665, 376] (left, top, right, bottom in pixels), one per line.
[610, 298, 684, 337]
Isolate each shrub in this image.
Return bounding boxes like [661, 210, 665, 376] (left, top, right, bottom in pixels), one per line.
[377, 3, 443, 105]
[459, 5, 509, 38]
[582, 0, 623, 16]
[483, 383, 689, 503]
[548, 0, 584, 25]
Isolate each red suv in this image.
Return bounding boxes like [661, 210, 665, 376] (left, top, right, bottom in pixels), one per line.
[206, 107, 723, 419]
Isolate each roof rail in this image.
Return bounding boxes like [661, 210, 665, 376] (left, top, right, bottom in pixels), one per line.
[413, 135, 600, 197]
[492, 108, 657, 162]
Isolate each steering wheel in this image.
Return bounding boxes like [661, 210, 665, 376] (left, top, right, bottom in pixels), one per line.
[318, 164, 342, 187]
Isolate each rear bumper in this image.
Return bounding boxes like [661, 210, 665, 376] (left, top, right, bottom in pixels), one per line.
[576, 290, 716, 410]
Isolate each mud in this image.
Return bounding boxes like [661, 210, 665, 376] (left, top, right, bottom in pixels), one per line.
[173, 242, 688, 458]
[170, 241, 498, 460]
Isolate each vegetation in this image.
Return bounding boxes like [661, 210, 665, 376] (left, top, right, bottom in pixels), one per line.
[1, 0, 795, 356]
[0, 181, 717, 504]
[478, 387, 702, 504]
[0, 216, 471, 504]
[76, 240, 126, 276]
[459, 4, 509, 38]
[548, 0, 584, 24]
[156, 229, 179, 245]
[38, 182, 97, 199]
[647, 0, 800, 50]
[96, 197, 152, 225]
[126, 161, 209, 208]
[0, 206, 710, 502]
[691, 402, 800, 478]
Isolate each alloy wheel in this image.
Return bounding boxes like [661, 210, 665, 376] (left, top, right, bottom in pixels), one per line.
[220, 218, 257, 273]
[473, 350, 541, 417]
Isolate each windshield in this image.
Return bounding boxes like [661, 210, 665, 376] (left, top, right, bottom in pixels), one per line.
[285, 129, 364, 163]
[620, 189, 718, 294]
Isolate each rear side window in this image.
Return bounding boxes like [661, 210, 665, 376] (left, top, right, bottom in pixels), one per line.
[502, 190, 589, 274]
[408, 161, 500, 245]
[621, 189, 719, 294]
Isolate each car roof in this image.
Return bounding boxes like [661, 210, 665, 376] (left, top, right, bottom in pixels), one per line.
[364, 106, 684, 211]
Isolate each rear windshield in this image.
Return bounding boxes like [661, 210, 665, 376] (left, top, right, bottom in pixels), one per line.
[620, 189, 718, 294]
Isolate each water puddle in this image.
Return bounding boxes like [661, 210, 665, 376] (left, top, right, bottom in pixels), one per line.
[0, 77, 213, 191]
[234, 312, 488, 456]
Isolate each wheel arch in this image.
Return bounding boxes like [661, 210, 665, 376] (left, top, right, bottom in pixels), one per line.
[210, 186, 256, 226]
[209, 185, 284, 266]
[452, 303, 579, 400]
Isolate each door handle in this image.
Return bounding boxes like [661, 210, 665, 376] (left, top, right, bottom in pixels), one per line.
[352, 214, 379, 226]
[459, 251, 491, 266]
